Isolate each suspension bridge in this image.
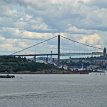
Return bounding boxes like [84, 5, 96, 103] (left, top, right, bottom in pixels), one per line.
[2, 34, 103, 63]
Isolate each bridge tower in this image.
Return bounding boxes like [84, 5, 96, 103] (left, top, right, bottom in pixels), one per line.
[103, 47, 106, 57]
[58, 34, 60, 63]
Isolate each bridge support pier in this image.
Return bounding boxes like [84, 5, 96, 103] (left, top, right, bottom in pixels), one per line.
[46, 55, 48, 63]
[34, 56, 36, 62]
[50, 51, 52, 64]
[58, 34, 60, 64]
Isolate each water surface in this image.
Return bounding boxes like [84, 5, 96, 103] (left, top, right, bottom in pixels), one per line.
[0, 73, 107, 107]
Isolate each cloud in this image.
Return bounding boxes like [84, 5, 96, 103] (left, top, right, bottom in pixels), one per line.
[78, 34, 101, 45]
[65, 24, 89, 34]
[0, 36, 32, 55]
[21, 31, 50, 39]
[1, 27, 51, 39]
[1, 0, 107, 32]
[89, 0, 107, 8]
[0, 5, 16, 17]
[0, 38, 15, 54]
[0, 0, 107, 55]
[0, 35, 5, 41]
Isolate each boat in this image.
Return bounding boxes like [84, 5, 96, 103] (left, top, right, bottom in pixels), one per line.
[63, 69, 89, 74]
[92, 69, 105, 73]
[63, 64, 89, 74]
[0, 74, 15, 78]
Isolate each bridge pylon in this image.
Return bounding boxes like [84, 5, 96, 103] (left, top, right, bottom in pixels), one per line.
[58, 34, 60, 64]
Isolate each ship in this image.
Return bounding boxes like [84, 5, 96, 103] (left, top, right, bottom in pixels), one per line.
[0, 74, 15, 78]
[63, 64, 89, 74]
[63, 68, 89, 74]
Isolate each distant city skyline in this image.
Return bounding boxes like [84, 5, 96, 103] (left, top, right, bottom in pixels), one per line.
[0, 0, 107, 55]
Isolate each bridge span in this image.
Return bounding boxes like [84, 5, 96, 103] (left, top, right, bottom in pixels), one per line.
[1, 52, 103, 57]
[0, 34, 104, 63]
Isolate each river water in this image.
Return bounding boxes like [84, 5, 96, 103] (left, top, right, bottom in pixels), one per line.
[0, 73, 107, 107]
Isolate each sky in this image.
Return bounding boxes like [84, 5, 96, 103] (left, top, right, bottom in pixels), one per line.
[0, 0, 107, 55]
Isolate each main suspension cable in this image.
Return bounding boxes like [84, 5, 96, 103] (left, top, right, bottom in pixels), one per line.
[11, 36, 57, 55]
[61, 35, 102, 50]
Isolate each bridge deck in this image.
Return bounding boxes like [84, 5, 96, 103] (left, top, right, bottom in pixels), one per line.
[0, 52, 102, 57]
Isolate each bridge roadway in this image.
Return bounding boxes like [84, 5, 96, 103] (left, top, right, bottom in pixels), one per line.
[2, 52, 103, 57]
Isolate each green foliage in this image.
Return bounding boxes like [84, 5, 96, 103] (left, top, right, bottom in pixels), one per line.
[0, 56, 55, 73]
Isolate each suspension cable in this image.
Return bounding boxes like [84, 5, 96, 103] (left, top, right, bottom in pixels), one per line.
[11, 36, 57, 55]
[61, 35, 102, 50]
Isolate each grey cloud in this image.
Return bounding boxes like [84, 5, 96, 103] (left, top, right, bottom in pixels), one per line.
[0, 0, 107, 54]
[1, 0, 107, 33]
[89, 0, 107, 8]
